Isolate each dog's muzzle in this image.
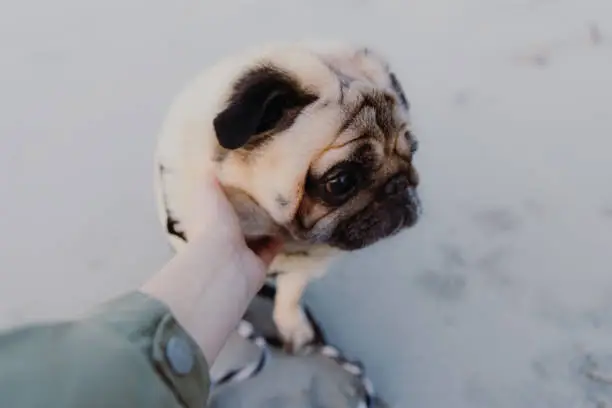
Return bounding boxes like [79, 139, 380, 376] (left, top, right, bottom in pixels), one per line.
[327, 175, 421, 251]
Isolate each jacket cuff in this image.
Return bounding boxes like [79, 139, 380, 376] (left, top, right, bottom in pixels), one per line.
[86, 291, 210, 408]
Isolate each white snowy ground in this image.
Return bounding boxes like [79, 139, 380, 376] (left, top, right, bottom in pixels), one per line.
[1, 0, 611, 406]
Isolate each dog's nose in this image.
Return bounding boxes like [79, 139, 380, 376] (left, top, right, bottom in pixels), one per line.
[384, 174, 410, 196]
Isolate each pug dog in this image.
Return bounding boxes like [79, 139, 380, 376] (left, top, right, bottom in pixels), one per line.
[153, 41, 421, 352]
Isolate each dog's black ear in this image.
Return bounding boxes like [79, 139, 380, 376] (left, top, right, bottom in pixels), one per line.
[213, 66, 317, 150]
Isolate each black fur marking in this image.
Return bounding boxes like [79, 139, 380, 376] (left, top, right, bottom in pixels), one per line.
[213, 65, 317, 151]
[166, 216, 187, 242]
[389, 72, 409, 110]
[322, 61, 355, 105]
[275, 194, 289, 207]
[337, 72, 354, 105]
[257, 282, 277, 299]
[159, 164, 188, 242]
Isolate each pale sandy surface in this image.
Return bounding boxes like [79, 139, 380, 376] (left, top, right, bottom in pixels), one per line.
[1, 0, 612, 406]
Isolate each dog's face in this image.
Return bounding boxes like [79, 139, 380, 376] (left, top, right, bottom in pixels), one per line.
[213, 44, 421, 251]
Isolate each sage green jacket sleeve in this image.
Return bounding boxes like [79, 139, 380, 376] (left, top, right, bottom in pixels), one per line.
[0, 291, 210, 408]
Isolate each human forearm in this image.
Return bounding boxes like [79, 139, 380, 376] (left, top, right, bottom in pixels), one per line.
[140, 232, 268, 364]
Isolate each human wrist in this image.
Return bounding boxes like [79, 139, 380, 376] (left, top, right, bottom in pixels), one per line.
[140, 235, 267, 364]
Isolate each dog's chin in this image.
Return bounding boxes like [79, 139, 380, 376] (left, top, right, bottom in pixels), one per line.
[326, 190, 421, 251]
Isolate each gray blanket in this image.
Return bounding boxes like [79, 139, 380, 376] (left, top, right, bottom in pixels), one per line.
[209, 288, 388, 408]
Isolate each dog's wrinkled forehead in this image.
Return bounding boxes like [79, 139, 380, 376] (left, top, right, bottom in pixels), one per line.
[309, 91, 400, 175]
[213, 44, 412, 226]
[317, 46, 409, 109]
[308, 48, 412, 178]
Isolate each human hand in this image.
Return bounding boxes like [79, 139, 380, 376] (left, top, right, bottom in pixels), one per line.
[141, 175, 282, 364]
[185, 174, 282, 273]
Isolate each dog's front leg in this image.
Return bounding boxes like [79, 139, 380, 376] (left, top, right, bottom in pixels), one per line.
[273, 271, 315, 353]
[269, 249, 336, 353]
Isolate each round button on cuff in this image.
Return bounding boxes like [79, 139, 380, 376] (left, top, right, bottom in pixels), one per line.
[165, 335, 195, 376]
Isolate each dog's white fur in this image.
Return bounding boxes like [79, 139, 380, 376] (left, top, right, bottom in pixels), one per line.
[154, 41, 402, 350]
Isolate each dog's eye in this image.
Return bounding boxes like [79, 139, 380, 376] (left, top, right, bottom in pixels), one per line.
[325, 170, 358, 199]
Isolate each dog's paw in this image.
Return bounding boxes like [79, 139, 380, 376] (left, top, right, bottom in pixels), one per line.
[273, 306, 315, 353]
